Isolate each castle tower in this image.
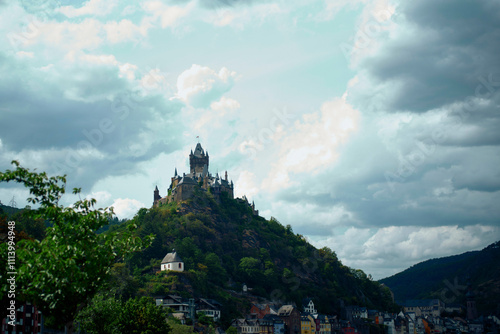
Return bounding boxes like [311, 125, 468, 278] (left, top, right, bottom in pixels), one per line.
[466, 279, 478, 320]
[154, 186, 161, 203]
[189, 143, 209, 176]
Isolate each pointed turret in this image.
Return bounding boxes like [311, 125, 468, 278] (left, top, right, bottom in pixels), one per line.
[154, 185, 161, 203]
[174, 168, 178, 177]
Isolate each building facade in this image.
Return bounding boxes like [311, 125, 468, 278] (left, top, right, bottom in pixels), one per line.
[153, 143, 235, 205]
[161, 249, 184, 272]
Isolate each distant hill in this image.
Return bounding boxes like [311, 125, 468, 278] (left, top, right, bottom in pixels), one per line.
[113, 190, 396, 325]
[0, 203, 23, 216]
[379, 241, 500, 315]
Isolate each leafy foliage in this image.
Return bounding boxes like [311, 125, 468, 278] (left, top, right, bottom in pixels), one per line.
[76, 295, 170, 334]
[118, 297, 171, 334]
[0, 161, 154, 333]
[168, 319, 194, 334]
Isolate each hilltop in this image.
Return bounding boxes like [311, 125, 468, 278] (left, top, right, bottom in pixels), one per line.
[379, 241, 500, 315]
[0, 203, 23, 216]
[111, 189, 396, 325]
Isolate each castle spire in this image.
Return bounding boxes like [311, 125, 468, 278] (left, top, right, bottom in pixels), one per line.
[174, 168, 178, 177]
[225, 171, 228, 181]
[466, 277, 478, 320]
[154, 185, 161, 203]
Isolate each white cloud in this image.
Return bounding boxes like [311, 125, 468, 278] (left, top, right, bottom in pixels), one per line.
[263, 96, 360, 191]
[174, 64, 237, 108]
[104, 19, 148, 44]
[85, 191, 112, 205]
[139, 68, 169, 94]
[58, 0, 118, 18]
[142, 1, 193, 28]
[338, 0, 396, 66]
[33, 18, 104, 51]
[207, 3, 284, 28]
[183, 97, 241, 137]
[234, 170, 259, 199]
[17, 15, 149, 52]
[111, 198, 145, 219]
[210, 97, 240, 113]
[15, 51, 34, 58]
[313, 224, 500, 279]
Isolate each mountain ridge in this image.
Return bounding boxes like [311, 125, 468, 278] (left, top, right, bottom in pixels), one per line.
[379, 240, 500, 315]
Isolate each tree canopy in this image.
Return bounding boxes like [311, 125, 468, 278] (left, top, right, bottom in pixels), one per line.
[0, 161, 153, 333]
[76, 295, 170, 334]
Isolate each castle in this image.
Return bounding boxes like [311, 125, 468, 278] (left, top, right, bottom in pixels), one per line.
[153, 143, 239, 206]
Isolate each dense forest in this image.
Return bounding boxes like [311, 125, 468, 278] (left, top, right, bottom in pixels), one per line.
[380, 241, 500, 316]
[1, 189, 396, 327]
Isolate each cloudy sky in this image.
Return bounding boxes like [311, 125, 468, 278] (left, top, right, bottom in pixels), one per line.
[1, 0, 499, 279]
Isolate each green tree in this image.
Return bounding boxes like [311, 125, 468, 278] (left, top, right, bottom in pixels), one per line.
[77, 295, 171, 334]
[226, 326, 238, 334]
[75, 294, 121, 334]
[205, 252, 227, 283]
[109, 262, 140, 299]
[117, 297, 170, 334]
[197, 312, 214, 326]
[238, 257, 262, 285]
[168, 319, 194, 334]
[0, 161, 153, 333]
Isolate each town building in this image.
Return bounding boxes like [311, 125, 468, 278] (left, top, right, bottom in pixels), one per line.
[197, 298, 222, 322]
[231, 317, 260, 334]
[402, 299, 444, 317]
[155, 296, 221, 323]
[345, 306, 367, 321]
[1, 302, 42, 334]
[261, 314, 285, 334]
[278, 305, 301, 334]
[302, 299, 318, 316]
[161, 249, 184, 272]
[155, 295, 191, 314]
[300, 314, 317, 334]
[250, 303, 279, 319]
[316, 315, 332, 334]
